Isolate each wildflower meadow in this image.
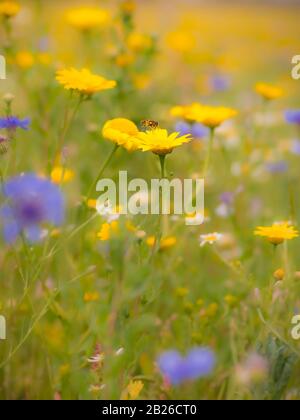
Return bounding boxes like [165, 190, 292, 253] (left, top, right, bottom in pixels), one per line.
[0, 0, 300, 401]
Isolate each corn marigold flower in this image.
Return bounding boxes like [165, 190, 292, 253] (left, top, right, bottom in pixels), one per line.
[97, 221, 119, 241]
[137, 128, 191, 155]
[254, 222, 299, 245]
[15, 51, 35, 69]
[84, 292, 100, 302]
[56, 68, 116, 96]
[199, 232, 223, 247]
[65, 7, 111, 31]
[255, 82, 283, 100]
[157, 347, 215, 386]
[122, 380, 144, 400]
[127, 32, 153, 52]
[0, 174, 65, 244]
[51, 166, 74, 184]
[102, 118, 140, 151]
[146, 235, 177, 250]
[0, 1, 20, 18]
[0, 115, 30, 131]
[273, 268, 285, 281]
[186, 103, 238, 129]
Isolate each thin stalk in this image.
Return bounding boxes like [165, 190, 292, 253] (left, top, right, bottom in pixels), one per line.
[203, 127, 215, 177]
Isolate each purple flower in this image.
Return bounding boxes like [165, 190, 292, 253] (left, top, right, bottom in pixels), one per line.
[265, 161, 288, 174]
[285, 110, 300, 125]
[192, 123, 209, 139]
[157, 347, 215, 385]
[291, 139, 300, 155]
[209, 75, 231, 92]
[219, 191, 235, 206]
[0, 174, 65, 244]
[0, 116, 30, 131]
[175, 121, 209, 139]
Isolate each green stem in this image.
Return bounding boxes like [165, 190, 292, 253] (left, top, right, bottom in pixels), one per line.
[203, 127, 215, 177]
[86, 144, 119, 200]
[159, 154, 166, 179]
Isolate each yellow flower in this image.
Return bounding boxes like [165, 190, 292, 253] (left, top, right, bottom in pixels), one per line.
[166, 30, 197, 54]
[273, 268, 285, 281]
[66, 7, 111, 31]
[254, 222, 299, 245]
[146, 236, 177, 250]
[127, 32, 152, 52]
[255, 83, 283, 100]
[56, 68, 116, 96]
[127, 380, 144, 400]
[224, 295, 239, 307]
[121, 0, 136, 14]
[137, 128, 191, 155]
[175, 287, 189, 297]
[0, 1, 20, 18]
[84, 292, 100, 302]
[97, 221, 119, 241]
[186, 103, 238, 129]
[15, 51, 34, 69]
[102, 118, 140, 151]
[115, 53, 135, 68]
[51, 166, 74, 184]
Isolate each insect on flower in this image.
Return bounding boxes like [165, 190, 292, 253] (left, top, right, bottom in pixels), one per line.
[141, 119, 159, 130]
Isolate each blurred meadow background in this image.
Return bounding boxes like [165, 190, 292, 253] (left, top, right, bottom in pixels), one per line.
[0, 0, 300, 400]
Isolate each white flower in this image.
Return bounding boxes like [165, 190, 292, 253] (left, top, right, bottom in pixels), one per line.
[199, 232, 223, 247]
[96, 199, 120, 222]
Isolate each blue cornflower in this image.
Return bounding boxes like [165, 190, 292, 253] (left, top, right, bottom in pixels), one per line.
[210, 74, 231, 92]
[265, 161, 288, 174]
[285, 110, 300, 125]
[175, 121, 209, 139]
[0, 116, 30, 131]
[291, 139, 300, 155]
[157, 347, 215, 385]
[0, 174, 65, 244]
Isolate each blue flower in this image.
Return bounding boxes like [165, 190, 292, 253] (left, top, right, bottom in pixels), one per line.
[285, 110, 300, 125]
[265, 161, 288, 174]
[291, 139, 300, 155]
[157, 347, 215, 385]
[0, 174, 65, 244]
[175, 121, 209, 139]
[210, 74, 231, 92]
[0, 116, 30, 131]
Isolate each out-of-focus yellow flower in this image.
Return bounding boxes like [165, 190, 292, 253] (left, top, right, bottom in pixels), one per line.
[146, 236, 177, 250]
[15, 51, 34, 69]
[132, 73, 151, 91]
[254, 222, 299, 245]
[51, 166, 74, 184]
[84, 292, 100, 302]
[66, 7, 111, 31]
[255, 82, 283, 100]
[115, 53, 135, 68]
[127, 32, 152, 52]
[224, 294, 239, 307]
[121, 0, 136, 14]
[56, 68, 116, 96]
[273, 268, 285, 281]
[37, 53, 52, 66]
[102, 118, 140, 151]
[137, 128, 191, 155]
[203, 303, 218, 318]
[87, 199, 97, 209]
[175, 287, 189, 297]
[121, 380, 144, 400]
[0, 1, 20, 18]
[97, 221, 119, 241]
[166, 30, 197, 54]
[186, 103, 238, 129]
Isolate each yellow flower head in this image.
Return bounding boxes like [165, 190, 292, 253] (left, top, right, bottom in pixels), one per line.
[166, 30, 197, 54]
[137, 128, 191, 155]
[127, 32, 152, 52]
[0, 1, 20, 18]
[15, 51, 34, 69]
[102, 118, 140, 151]
[127, 380, 144, 400]
[56, 68, 116, 96]
[51, 166, 74, 184]
[255, 83, 283, 100]
[186, 103, 238, 129]
[254, 222, 299, 245]
[84, 292, 100, 302]
[66, 7, 111, 31]
[97, 221, 119, 241]
[146, 236, 177, 250]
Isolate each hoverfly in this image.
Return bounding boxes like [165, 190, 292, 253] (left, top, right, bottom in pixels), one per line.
[141, 119, 159, 130]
